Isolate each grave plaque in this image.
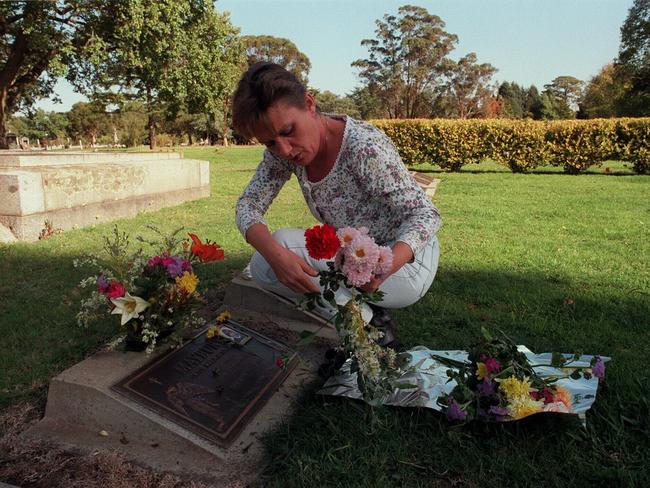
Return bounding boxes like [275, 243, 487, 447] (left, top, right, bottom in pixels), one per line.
[112, 320, 297, 447]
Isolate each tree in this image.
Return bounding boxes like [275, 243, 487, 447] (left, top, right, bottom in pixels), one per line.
[0, 0, 110, 148]
[618, 0, 650, 115]
[544, 76, 584, 112]
[115, 101, 147, 147]
[579, 63, 630, 118]
[242, 35, 310, 84]
[440, 53, 497, 118]
[314, 90, 360, 118]
[352, 5, 458, 118]
[349, 86, 385, 120]
[498, 82, 525, 118]
[67, 101, 111, 146]
[68, 0, 243, 148]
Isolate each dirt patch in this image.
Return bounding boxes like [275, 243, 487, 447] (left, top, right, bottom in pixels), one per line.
[0, 403, 238, 488]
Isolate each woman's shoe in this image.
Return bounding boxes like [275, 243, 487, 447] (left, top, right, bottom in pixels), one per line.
[369, 305, 399, 349]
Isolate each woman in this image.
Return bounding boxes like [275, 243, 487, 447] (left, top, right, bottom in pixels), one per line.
[233, 62, 441, 346]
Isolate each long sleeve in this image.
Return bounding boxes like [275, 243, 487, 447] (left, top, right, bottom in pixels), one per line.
[235, 150, 293, 238]
[351, 128, 441, 256]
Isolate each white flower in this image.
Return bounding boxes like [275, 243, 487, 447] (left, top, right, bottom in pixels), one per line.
[110, 293, 150, 325]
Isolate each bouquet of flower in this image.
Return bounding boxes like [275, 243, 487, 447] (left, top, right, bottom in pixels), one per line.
[437, 327, 606, 422]
[301, 224, 410, 403]
[75, 226, 224, 353]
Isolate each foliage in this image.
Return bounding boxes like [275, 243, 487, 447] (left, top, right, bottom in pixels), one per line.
[544, 76, 585, 112]
[544, 120, 619, 173]
[371, 117, 650, 173]
[484, 119, 548, 172]
[616, 118, 650, 174]
[618, 0, 650, 115]
[314, 90, 360, 118]
[498, 82, 543, 119]
[8, 109, 68, 144]
[66, 101, 112, 145]
[0, 0, 109, 148]
[242, 35, 310, 84]
[67, 0, 243, 149]
[439, 53, 497, 119]
[352, 5, 458, 118]
[578, 64, 631, 118]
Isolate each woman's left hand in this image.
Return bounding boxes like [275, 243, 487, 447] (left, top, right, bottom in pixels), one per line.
[359, 275, 385, 293]
[359, 241, 415, 293]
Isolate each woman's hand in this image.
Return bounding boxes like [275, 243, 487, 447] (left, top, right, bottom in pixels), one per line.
[268, 247, 320, 294]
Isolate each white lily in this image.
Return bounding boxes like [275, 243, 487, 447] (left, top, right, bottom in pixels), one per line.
[110, 293, 150, 325]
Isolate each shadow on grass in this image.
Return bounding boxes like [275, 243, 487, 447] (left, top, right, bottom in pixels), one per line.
[259, 268, 650, 487]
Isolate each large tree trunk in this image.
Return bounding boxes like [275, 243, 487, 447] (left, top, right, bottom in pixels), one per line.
[222, 101, 229, 147]
[0, 91, 8, 149]
[147, 88, 156, 149]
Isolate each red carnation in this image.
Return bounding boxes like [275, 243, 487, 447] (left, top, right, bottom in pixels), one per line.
[304, 224, 340, 260]
[189, 233, 225, 263]
[104, 281, 126, 298]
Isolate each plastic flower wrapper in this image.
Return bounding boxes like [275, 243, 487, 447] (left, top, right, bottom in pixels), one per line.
[74, 225, 224, 353]
[299, 224, 410, 404]
[320, 326, 609, 426]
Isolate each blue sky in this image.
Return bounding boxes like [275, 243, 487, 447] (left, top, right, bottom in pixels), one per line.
[36, 0, 633, 111]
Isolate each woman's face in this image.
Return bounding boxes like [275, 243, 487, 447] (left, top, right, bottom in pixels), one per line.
[252, 94, 323, 166]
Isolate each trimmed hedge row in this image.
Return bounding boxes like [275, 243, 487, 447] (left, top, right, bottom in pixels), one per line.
[371, 118, 650, 174]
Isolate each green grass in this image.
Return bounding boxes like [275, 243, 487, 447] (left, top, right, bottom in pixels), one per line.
[1, 147, 649, 486]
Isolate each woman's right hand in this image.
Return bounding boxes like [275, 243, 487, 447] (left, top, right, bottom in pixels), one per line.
[268, 247, 320, 294]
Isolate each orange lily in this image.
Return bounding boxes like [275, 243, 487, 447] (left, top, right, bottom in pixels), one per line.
[188, 233, 225, 263]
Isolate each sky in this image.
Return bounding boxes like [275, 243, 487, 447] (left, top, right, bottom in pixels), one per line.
[35, 0, 634, 112]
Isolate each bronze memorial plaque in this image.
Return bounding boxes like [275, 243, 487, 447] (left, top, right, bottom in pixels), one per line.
[112, 320, 297, 447]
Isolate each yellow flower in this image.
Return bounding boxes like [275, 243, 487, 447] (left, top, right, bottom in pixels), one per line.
[206, 325, 221, 339]
[508, 396, 544, 419]
[497, 376, 533, 400]
[176, 272, 198, 295]
[216, 310, 231, 323]
[476, 362, 489, 380]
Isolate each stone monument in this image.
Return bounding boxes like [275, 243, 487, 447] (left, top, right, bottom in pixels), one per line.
[0, 151, 209, 242]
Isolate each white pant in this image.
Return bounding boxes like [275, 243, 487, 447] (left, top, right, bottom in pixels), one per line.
[249, 228, 440, 323]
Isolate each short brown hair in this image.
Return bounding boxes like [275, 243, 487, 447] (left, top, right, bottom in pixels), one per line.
[232, 62, 307, 139]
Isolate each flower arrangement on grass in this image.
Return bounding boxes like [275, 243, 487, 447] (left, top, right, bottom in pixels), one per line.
[437, 327, 606, 422]
[301, 224, 410, 403]
[75, 226, 224, 353]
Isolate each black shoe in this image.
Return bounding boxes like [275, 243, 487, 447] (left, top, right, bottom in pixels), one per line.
[369, 305, 400, 349]
[318, 348, 347, 378]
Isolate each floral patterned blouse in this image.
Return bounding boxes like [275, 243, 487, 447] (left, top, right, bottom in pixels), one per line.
[235, 115, 442, 256]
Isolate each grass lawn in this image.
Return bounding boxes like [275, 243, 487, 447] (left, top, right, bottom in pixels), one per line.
[1, 147, 649, 486]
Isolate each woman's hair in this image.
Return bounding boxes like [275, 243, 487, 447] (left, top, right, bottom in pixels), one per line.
[232, 62, 307, 139]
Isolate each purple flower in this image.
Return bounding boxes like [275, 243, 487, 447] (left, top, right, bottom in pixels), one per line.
[476, 379, 495, 397]
[166, 256, 191, 278]
[446, 398, 468, 421]
[591, 356, 605, 380]
[96, 275, 109, 293]
[488, 406, 509, 418]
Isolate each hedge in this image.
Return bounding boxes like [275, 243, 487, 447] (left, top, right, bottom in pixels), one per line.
[371, 118, 650, 174]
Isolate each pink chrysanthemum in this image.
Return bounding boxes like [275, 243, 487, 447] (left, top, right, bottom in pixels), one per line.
[337, 226, 368, 248]
[344, 267, 375, 287]
[341, 234, 380, 286]
[374, 246, 393, 277]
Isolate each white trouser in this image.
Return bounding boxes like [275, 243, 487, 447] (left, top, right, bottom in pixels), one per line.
[249, 228, 440, 323]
